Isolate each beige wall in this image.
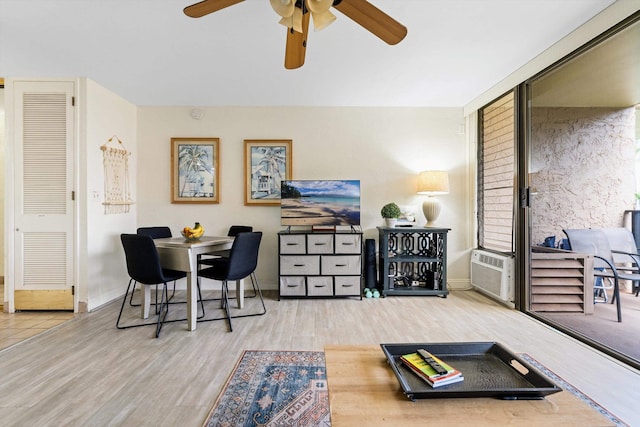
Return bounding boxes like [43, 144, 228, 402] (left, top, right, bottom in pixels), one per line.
[137, 106, 472, 290]
[79, 79, 138, 311]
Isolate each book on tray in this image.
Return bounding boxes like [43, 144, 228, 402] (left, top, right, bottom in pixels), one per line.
[400, 349, 464, 388]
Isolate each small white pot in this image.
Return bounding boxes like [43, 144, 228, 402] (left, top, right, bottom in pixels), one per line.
[384, 218, 397, 227]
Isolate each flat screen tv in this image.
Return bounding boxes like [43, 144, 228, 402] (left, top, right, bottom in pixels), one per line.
[281, 180, 361, 226]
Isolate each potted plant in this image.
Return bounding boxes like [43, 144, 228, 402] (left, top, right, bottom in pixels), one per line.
[381, 202, 402, 227]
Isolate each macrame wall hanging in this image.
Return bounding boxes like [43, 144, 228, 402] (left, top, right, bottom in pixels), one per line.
[100, 135, 134, 214]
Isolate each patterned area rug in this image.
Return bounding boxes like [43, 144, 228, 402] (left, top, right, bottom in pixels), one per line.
[204, 350, 626, 427]
[203, 350, 330, 427]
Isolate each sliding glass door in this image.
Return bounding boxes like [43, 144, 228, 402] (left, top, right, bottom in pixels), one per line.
[524, 14, 640, 368]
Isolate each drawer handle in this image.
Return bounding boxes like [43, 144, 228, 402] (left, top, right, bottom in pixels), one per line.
[293, 264, 306, 267]
[286, 284, 299, 288]
[340, 284, 354, 287]
[314, 285, 327, 288]
[286, 243, 299, 246]
[341, 242, 354, 245]
[314, 243, 327, 245]
[335, 264, 347, 267]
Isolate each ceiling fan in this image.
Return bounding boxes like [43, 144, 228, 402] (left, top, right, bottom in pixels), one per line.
[183, 0, 407, 69]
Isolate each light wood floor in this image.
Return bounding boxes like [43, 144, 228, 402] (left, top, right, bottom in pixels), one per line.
[0, 289, 638, 426]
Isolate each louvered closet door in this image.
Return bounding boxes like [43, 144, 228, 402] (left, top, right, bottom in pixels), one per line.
[14, 81, 75, 310]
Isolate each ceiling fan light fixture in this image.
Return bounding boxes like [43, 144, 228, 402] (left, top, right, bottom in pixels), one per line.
[270, 0, 295, 18]
[310, 10, 336, 31]
[279, 16, 293, 27]
[291, 6, 304, 33]
[307, 0, 336, 31]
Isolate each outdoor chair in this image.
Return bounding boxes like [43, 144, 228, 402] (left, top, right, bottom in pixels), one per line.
[197, 232, 266, 332]
[601, 227, 640, 297]
[563, 228, 634, 322]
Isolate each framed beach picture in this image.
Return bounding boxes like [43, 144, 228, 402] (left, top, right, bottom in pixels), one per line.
[244, 139, 292, 206]
[171, 137, 220, 204]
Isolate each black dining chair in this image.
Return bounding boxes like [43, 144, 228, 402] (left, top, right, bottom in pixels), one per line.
[131, 226, 176, 309]
[199, 225, 258, 301]
[137, 226, 172, 239]
[198, 232, 266, 332]
[117, 233, 188, 337]
[199, 225, 253, 265]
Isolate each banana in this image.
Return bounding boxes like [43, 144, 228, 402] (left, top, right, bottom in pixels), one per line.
[183, 222, 204, 239]
[191, 222, 204, 238]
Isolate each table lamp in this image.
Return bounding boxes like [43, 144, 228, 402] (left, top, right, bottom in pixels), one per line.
[417, 170, 449, 225]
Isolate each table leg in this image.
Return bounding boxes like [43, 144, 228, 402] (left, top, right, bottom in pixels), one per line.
[141, 285, 151, 319]
[235, 279, 245, 309]
[187, 271, 197, 331]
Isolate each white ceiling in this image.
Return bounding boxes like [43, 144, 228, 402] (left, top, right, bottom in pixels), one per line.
[0, 0, 619, 107]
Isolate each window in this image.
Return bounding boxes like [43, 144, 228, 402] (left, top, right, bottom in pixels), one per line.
[478, 91, 516, 253]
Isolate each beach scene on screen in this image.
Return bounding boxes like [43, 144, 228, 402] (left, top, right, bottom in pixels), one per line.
[281, 180, 361, 226]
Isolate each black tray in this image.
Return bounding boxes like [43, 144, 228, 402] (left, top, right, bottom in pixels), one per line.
[380, 342, 562, 400]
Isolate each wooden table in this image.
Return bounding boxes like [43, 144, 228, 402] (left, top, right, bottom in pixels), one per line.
[154, 236, 235, 331]
[324, 345, 614, 426]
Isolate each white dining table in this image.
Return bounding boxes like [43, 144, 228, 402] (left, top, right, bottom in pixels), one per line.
[153, 235, 238, 331]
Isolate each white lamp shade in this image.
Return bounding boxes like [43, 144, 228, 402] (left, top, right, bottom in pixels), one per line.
[417, 170, 449, 195]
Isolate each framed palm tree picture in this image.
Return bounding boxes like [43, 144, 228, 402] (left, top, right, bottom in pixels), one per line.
[244, 139, 292, 206]
[171, 137, 220, 203]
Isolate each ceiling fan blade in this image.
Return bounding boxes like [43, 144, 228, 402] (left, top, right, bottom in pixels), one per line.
[284, 10, 310, 70]
[183, 0, 244, 18]
[333, 0, 407, 45]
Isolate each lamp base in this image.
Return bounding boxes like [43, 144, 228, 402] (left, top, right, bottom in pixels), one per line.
[422, 197, 442, 226]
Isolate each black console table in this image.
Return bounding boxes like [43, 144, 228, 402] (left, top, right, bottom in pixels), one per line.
[377, 226, 450, 297]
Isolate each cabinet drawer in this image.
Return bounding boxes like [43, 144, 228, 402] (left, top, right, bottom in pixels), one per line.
[307, 276, 334, 296]
[279, 276, 306, 296]
[335, 276, 361, 296]
[335, 234, 362, 254]
[307, 234, 334, 254]
[280, 256, 320, 275]
[321, 255, 361, 275]
[279, 234, 306, 254]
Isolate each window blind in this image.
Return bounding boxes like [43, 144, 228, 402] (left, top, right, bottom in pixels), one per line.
[478, 92, 515, 253]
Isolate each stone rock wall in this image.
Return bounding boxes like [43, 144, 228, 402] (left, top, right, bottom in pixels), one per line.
[530, 107, 636, 245]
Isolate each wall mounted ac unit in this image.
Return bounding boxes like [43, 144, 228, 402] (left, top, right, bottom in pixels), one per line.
[471, 249, 515, 307]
